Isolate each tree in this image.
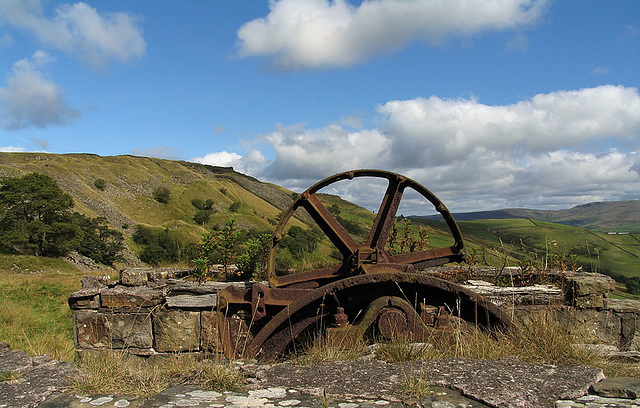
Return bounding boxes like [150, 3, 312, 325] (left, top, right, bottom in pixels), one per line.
[0, 173, 76, 256]
[72, 214, 124, 266]
[0, 173, 125, 264]
[193, 219, 270, 281]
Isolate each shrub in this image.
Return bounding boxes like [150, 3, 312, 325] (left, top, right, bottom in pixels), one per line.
[193, 210, 212, 225]
[93, 178, 106, 190]
[229, 201, 241, 212]
[152, 186, 170, 203]
[133, 225, 189, 265]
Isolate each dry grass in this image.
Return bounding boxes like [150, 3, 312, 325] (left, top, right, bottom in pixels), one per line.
[293, 333, 368, 365]
[375, 313, 640, 378]
[72, 351, 244, 399]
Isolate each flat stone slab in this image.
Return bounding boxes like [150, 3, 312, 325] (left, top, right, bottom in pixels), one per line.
[424, 357, 604, 408]
[591, 377, 640, 399]
[41, 384, 489, 408]
[0, 343, 79, 408]
[165, 293, 217, 308]
[246, 356, 604, 408]
[0, 343, 630, 408]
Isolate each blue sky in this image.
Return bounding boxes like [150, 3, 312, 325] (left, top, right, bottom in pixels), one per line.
[1, 0, 639, 213]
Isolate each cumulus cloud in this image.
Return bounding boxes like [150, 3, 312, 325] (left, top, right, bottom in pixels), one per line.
[197, 85, 640, 212]
[237, 0, 548, 69]
[0, 0, 145, 68]
[193, 149, 267, 176]
[379, 85, 640, 169]
[0, 50, 81, 130]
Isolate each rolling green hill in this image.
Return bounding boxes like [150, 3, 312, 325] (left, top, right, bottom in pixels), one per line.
[1, 152, 638, 282]
[420, 201, 640, 232]
[0, 152, 299, 263]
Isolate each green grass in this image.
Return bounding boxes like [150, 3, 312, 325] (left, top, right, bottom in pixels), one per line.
[0, 255, 111, 360]
[451, 218, 640, 278]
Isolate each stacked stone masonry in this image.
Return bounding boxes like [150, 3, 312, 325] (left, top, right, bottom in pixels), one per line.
[68, 266, 640, 357]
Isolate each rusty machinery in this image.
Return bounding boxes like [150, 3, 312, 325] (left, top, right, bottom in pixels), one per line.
[217, 170, 512, 360]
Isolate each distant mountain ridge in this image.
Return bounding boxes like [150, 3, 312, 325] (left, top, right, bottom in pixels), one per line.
[418, 200, 640, 232]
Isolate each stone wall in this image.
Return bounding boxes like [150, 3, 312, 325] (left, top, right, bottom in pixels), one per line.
[68, 267, 640, 357]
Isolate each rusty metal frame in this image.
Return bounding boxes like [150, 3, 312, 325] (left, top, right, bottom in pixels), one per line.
[266, 169, 465, 288]
[215, 169, 507, 360]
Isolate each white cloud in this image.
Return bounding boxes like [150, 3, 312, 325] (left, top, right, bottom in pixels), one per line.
[0, 1, 145, 68]
[0, 146, 26, 152]
[0, 51, 81, 130]
[193, 151, 243, 167]
[192, 149, 268, 176]
[201, 85, 640, 213]
[379, 85, 640, 168]
[237, 0, 548, 69]
[262, 123, 392, 188]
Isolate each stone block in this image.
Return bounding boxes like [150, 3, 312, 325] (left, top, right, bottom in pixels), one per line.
[73, 310, 108, 349]
[556, 307, 622, 346]
[166, 294, 217, 308]
[566, 273, 615, 298]
[591, 377, 640, 399]
[120, 268, 149, 286]
[154, 309, 201, 352]
[105, 312, 153, 349]
[68, 288, 100, 309]
[575, 294, 605, 309]
[201, 311, 221, 352]
[100, 286, 163, 309]
[74, 310, 154, 350]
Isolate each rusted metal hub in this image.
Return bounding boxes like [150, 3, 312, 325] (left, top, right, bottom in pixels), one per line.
[216, 169, 514, 360]
[377, 307, 408, 339]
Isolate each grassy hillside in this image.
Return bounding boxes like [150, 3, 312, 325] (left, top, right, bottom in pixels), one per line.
[421, 201, 640, 232]
[412, 217, 640, 279]
[2, 152, 638, 280]
[0, 152, 299, 262]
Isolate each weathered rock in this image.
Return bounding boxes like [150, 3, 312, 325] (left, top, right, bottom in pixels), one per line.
[73, 310, 153, 349]
[120, 268, 149, 286]
[73, 310, 109, 349]
[166, 294, 217, 308]
[557, 394, 640, 407]
[565, 273, 615, 309]
[591, 377, 640, 399]
[68, 288, 101, 310]
[463, 280, 564, 308]
[423, 357, 604, 407]
[106, 312, 154, 349]
[100, 286, 163, 309]
[0, 343, 79, 408]
[153, 309, 201, 352]
[556, 307, 623, 346]
[246, 356, 605, 408]
[168, 280, 250, 295]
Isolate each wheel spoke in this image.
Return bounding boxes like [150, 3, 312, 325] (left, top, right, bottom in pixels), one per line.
[367, 175, 405, 250]
[300, 193, 358, 258]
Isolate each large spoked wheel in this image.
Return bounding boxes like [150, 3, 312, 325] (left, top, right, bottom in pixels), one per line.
[219, 170, 514, 361]
[247, 271, 513, 361]
[267, 169, 466, 288]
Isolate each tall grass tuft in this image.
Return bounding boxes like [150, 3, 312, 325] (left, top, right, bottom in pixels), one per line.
[72, 352, 244, 399]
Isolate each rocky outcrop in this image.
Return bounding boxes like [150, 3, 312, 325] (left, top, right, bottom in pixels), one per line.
[0, 343, 79, 408]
